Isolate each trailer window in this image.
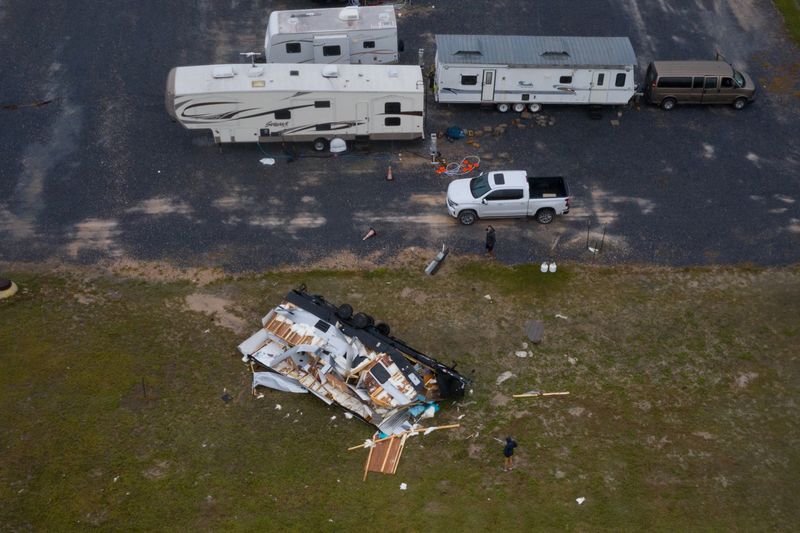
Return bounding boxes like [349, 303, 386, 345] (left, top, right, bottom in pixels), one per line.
[384, 102, 401, 114]
[522, 94, 530, 101]
[290, 70, 299, 76]
[657, 77, 692, 88]
[615, 73, 626, 87]
[384, 117, 401, 126]
[559, 75, 572, 84]
[275, 110, 291, 119]
[597, 73, 605, 86]
[363, 41, 375, 49]
[461, 75, 478, 86]
[286, 43, 301, 54]
[315, 101, 331, 108]
[323, 45, 341, 57]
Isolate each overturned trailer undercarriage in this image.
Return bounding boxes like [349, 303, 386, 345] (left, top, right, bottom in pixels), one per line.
[238, 287, 469, 435]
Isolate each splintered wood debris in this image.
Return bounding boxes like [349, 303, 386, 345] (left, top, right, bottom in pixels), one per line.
[238, 287, 469, 436]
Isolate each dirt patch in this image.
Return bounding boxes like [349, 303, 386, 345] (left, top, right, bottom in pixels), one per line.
[142, 460, 170, 480]
[400, 287, 428, 305]
[733, 371, 759, 389]
[491, 393, 511, 407]
[184, 293, 248, 333]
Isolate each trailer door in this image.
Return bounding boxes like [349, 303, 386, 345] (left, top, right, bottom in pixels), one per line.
[589, 71, 608, 103]
[314, 34, 350, 64]
[481, 70, 496, 101]
[356, 102, 369, 135]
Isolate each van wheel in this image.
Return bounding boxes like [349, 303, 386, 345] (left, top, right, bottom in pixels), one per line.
[535, 208, 555, 224]
[313, 138, 328, 152]
[458, 210, 477, 225]
[528, 103, 542, 113]
[512, 103, 525, 112]
[496, 103, 510, 113]
[733, 97, 747, 110]
[660, 98, 676, 111]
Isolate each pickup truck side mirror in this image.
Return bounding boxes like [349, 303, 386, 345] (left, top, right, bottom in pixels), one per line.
[481, 199, 488, 205]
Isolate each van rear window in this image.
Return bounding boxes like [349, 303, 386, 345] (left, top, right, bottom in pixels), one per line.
[657, 77, 692, 88]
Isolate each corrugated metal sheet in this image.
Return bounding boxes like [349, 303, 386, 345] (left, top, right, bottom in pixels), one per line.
[436, 35, 636, 68]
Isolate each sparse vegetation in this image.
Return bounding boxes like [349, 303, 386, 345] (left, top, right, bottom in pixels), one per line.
[1, 262, 799, 530]
[775, 0, 800, 44]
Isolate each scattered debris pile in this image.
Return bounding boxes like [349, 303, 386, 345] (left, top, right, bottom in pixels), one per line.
[238, 286, 469, 435]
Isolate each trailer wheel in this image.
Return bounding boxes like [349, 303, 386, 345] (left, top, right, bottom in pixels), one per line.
[660, 98, 676, 111]
[528, 103, 542, 113]
[336, 303, 353, 320]
[352, 312, 374, 329]
[512, 103, 525, 113]
[496, 103, 510, 113]
[733, 97, 747, 110]
[458, 210, 477, 225]
[313, 138, 328, 152]
[535, 208, 555, 225]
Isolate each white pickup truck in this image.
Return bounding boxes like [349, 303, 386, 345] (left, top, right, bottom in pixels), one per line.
[446, 170, 571, 225]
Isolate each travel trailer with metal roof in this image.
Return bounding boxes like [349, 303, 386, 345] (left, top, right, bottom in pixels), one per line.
[265, 5, 401, 65]
[434, 35, 637, 113]
[165, 62, 424, 149]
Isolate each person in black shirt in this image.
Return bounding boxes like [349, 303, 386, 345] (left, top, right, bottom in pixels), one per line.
[485, 225, 496, 258]
[503, 436, 518, 471]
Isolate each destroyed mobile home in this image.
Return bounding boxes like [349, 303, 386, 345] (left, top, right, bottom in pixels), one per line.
[238, 287, 469, 435]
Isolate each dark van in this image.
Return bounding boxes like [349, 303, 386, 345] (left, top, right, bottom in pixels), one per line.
[644, 60, 756, 110]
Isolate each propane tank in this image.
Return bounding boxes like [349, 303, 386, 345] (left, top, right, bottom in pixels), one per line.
[540, 261, 549, 273]
[549, 261, 557, 273]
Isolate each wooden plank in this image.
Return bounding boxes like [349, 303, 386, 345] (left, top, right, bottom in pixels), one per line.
[513, 391, 570, 398]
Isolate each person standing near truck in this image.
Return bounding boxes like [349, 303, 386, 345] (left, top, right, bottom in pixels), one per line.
[485, 225, 496, 258]
[503, 436, 518, 471]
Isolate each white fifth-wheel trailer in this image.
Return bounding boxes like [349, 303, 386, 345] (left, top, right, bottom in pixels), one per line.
[264, 5, 401, 65]
[434, 35, 637, 113]
[165, 62, 424, 149]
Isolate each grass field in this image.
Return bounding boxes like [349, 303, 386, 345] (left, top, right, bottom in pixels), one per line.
[776, 0, 800, 43]
[1, 260, 799, 531]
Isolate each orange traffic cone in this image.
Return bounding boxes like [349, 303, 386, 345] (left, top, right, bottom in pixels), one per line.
[362, 227, 377, 241]
[386, 165, 394, 181]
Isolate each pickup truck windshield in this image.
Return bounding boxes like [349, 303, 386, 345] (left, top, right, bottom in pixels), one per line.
[469, 175, 492, 198]
[733, 70, 745, 87]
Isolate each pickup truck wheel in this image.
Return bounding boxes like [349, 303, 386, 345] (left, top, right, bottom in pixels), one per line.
[512, 103, 525, 112]
[660, 98, 676, 111]
[496, 103, 510, 113]
[733, 97, 747, 110]
[528, 103, 542, 113]
[535, 208, 555, 224]
[312, 138, 328, 152]
[458, 210, 477, 225]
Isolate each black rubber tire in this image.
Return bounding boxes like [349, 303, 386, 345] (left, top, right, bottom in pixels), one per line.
[375, 322, 390, 336]
[536, 208, 556, 224]
[458, 210, 477, 225]
[0, 279, 11, 291]
[336, 303, 353, 320]
[496, 103, 510, 113]
[512, 103, 526, 113]
[661, 98, 676, 111]
[352, 312, 369, 329]
[528, 103, 542, 113]
[312, 138, 328, 152]
[733, 97, 747, 110]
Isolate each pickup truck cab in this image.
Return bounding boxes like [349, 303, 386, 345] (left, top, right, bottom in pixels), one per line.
[446, 170, 570, 225]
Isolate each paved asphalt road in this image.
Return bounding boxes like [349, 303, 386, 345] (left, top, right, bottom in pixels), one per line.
[1, 0, 799, 271]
